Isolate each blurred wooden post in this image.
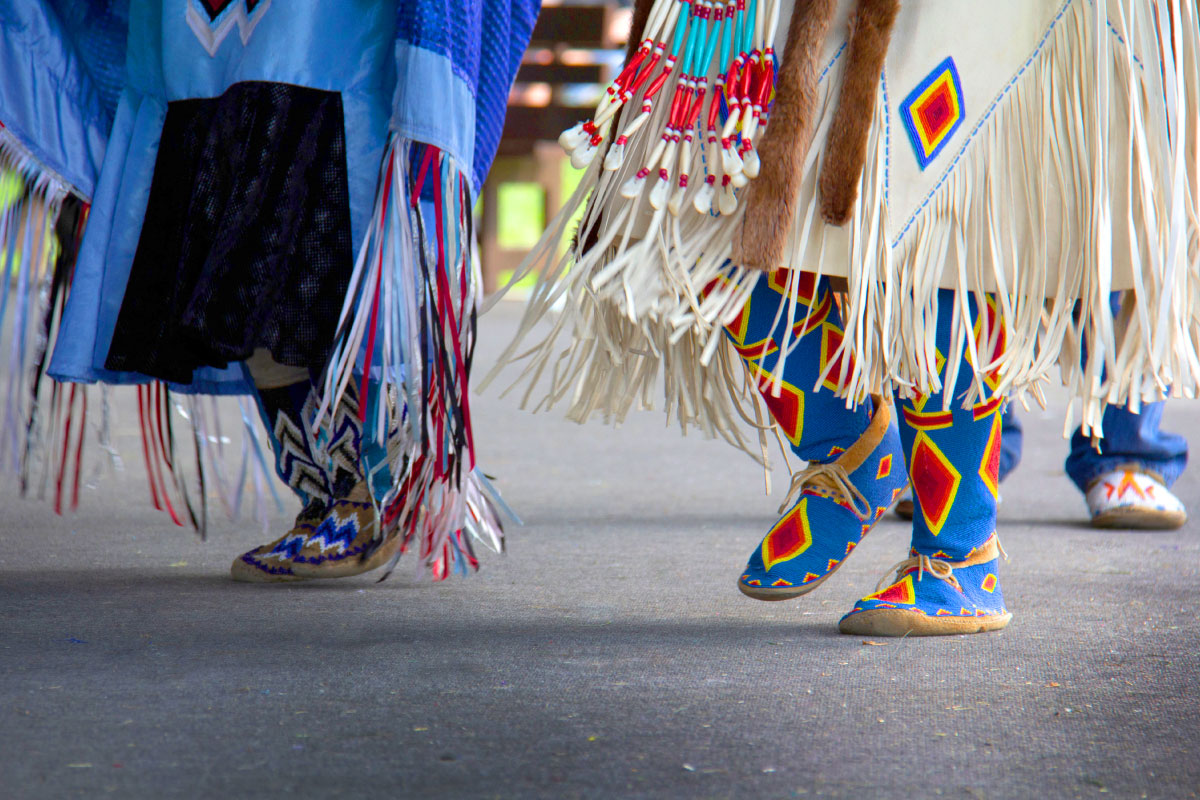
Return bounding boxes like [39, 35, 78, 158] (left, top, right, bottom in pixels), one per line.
[480, 173, 502, 295]
[480, 144, 563, 295]
[478, 2, 627, 297]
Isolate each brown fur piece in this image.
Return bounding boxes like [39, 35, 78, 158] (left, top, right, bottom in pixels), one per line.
[819, 0, 899, 226]
[731, 0, 838, 271]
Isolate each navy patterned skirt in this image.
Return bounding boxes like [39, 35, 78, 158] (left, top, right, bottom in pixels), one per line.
[104, 81, 354, 384]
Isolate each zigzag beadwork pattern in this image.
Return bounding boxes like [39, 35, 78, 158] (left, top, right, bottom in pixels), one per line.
[293, 492, 380, 567]
[240, 527, 309, 574]
[186, 0, 273, 57]
[324, 386, 362, 485]
[271, 390, 330, 502]
[302, 509, 363, 558]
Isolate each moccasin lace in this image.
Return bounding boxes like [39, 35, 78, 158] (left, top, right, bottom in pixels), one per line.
[778, 461, 871, 521]
[874, 553, 958, 594]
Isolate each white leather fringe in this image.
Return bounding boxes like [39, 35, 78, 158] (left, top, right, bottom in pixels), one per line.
[486, 0, 1200, 448]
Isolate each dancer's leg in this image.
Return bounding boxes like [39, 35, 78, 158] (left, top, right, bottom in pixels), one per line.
[1067, 401, 1188, 528]
[231, 350, 330, 582]
[729, 271, 907, 599]
[841, 291, 1010, 636]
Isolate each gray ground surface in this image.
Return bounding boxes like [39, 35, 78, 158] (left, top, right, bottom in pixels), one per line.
[2, 303, 1199, 799]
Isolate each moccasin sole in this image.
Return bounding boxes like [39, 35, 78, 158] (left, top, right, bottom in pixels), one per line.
[1091, 506, 1185, 530]
[230, 556, 307, 583]
[839, 609, 1012, 637]
[738, 564, 841, 601]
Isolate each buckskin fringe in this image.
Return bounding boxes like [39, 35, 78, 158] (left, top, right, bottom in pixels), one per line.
[852, 0, 1200, 438]
[488, 0, 1200, 448]
[478, 152, 771, 462]
[319, 137, 514, 581]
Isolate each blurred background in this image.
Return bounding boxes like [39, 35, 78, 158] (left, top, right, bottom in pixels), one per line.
[480, 0, 631, 294]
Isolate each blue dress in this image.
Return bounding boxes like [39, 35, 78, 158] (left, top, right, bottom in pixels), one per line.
[0, 0, 537, 394]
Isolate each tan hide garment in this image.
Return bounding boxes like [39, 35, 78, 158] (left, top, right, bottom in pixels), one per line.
[486, 0, 1200, 452]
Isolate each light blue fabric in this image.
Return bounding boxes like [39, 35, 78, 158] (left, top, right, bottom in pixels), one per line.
[392, 43, 476, 181]
[45, 0, 129, 124]
[394, 0, 538, 192]
[0, 0, 111, 196]
[47, 3, 397, 391]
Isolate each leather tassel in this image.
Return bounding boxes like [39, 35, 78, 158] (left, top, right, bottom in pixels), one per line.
[576, 0, 655, 256]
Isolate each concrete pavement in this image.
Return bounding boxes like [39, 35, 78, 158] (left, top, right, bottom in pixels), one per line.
[2, 303, 1199, 799]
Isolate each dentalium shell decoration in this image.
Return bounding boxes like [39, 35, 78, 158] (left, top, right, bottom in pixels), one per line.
[560, 0, 779, 216]
[481, 0, 786, 460]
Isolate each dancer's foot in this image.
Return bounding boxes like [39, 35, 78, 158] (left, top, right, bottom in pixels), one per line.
[838, 534, 1011, 636]
[1087, 466, 1186, 530]
[230, 499, 325, 583]
[290, 482, 402, 579]
[738, 398, 908, 600]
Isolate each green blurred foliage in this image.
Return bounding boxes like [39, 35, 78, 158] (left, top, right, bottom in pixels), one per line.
[496, 160, 586, 291]
[0, 169, 20, 212]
